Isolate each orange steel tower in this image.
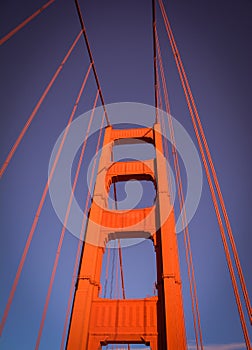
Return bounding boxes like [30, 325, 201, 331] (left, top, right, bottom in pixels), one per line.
[66, 123, 187, 349]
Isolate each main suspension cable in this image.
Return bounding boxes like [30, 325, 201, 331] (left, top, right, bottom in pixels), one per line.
[158, 71, 199, 350]
[0, 62, 92, 337]
[156, 34, 194, 349]
[0, 0, 56, 46]
[153, 5, 196, 347]
[155, 27, 203, 350]
[74, 0, 110, 126]
[0, 30, 83, 178]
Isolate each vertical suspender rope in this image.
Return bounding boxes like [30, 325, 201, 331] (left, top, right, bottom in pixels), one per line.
[117, 240, 126, 300]
[155, 29, 200, 350]
[155, 28, 203, 349]
[161, 6, 252, 326]
[0, 62, 92, 337]
[35, 90, 99, 350]
[115, 241, 120, 299]
[154, 4, 190, 347]
[154, 1, 202, 347]
[112, 183, 130, 349]
[63, 2, 113, 342]
[110, 241, 117, 299]
[0, 0, 56, 46]
[103, 245, 111, 298]
[65, 110, 107, 348]
[111, 153, 129, 349]
[156, 55, 175, 202]
[155, 30, 174, 204]
[0, 30, 83, 178]
[110, 153, 127, 301]
[158, 2, 251, 347]
[175, 52, 251, 348]
[64, 6, 112, 346]
[61, 112, 106, 350]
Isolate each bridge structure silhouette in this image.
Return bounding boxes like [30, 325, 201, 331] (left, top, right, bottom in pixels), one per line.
[0, 1, 251, 349]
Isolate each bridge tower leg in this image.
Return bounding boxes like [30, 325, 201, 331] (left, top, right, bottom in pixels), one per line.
[66, 123, 187, 349]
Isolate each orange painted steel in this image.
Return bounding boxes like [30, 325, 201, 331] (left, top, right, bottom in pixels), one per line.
[66, 124, 187, 349]
[88, 298, 158, 348]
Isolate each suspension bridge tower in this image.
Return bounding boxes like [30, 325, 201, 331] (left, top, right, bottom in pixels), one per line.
[66, 123, 187, 349]
[1, 0, 251, 349]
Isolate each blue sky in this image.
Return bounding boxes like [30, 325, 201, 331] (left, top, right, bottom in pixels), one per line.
[0, 0, 251, 349]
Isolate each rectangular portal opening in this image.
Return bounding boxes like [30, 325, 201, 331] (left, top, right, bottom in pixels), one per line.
[108, 180, 156, 210]
[100, 238, 157, 299]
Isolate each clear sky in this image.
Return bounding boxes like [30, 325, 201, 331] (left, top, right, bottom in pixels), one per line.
[0, 0, 251, 349]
